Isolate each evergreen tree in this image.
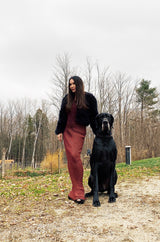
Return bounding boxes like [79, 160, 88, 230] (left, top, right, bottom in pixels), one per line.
[34, 109, 49, 164]
[25, 115, 34, 165]
[136, 79, 158, 122]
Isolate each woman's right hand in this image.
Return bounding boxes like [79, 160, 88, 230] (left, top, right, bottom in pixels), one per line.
[57, 133, 63, 142]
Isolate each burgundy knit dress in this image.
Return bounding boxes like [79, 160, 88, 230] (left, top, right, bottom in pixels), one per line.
[63, 101, 86, 201]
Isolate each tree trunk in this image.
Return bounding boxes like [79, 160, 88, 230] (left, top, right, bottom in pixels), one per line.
[31, 113, 42, 168]
[22, 118, 28, 168]
[2, 148, 6, 178]
[7, 135, 12, 160]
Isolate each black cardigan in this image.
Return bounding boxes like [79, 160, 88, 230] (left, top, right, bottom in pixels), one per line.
[55, 92, 98, 135]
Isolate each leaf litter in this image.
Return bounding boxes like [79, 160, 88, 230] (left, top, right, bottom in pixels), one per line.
[0, 172, 160, 241]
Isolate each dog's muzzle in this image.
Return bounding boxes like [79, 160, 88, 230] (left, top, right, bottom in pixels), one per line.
[102, 118, 109, 131]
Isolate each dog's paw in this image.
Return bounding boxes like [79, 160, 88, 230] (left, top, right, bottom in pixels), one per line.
[93, 200, 101, 207]
[108, 196, 116, 203]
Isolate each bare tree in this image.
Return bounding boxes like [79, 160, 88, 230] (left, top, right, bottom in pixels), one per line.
[49, 53, 73, 113]
[122, 79, 138, 145]
[21, 115, 28, 168]
[0, 104, 9, 157]
[31, 110, 43, 168]
[95, 64, 113, 113]
[2, 148, 6, 178]
[14, 99, 32, 166]
[113, 72, 132, 146]
[7, 101, 15, 160]
[84, 57, 94, 93]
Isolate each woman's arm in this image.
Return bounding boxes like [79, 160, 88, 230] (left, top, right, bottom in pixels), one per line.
[89, 94, 98, 134]
[55, 95, 68, 135]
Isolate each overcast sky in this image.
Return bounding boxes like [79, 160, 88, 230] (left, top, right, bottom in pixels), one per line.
[0, 0, 160, 102]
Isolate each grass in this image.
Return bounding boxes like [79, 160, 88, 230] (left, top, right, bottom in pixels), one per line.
[0, 157, 159, 222]
[14, 170, 47, 177]
[116, 157, 160, 180]
[0, 159, 159, 240]
[0, 157, 159, 202]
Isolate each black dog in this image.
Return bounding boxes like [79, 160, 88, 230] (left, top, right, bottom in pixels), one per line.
[85, 113, 118, 207]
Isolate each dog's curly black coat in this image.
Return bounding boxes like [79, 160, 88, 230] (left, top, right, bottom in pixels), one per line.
[85, 113, 118, 207]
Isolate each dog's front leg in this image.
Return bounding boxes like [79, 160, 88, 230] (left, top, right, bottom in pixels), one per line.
[93, 163, 101, 207]
[108, 168, 116, 203]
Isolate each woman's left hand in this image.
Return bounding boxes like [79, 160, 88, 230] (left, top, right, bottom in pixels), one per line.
[57, 133, 63, 142]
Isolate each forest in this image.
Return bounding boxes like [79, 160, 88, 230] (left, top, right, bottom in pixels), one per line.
[0, 53, 160, 168]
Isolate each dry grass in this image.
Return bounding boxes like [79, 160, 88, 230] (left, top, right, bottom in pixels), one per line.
[41, 150, 67, 172]
[0, 157, 160, 241]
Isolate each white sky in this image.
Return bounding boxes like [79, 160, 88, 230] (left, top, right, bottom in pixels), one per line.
[0, 0, 160, 102]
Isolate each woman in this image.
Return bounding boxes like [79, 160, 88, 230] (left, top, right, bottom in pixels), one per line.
[55, 76, 98, 204]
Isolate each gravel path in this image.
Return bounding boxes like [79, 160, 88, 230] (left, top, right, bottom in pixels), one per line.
[0, 176, 160, 241]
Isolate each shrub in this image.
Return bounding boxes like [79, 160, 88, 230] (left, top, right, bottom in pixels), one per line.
[41, 150, 66, 172]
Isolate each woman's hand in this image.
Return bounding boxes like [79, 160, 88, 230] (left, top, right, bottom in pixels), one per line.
[57, 133, 63, 142]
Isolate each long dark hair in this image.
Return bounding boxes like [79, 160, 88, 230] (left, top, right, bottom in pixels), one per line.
[66, 76, 88, 112]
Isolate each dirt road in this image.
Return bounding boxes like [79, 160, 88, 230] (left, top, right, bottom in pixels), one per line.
[0, 176, 160, 241]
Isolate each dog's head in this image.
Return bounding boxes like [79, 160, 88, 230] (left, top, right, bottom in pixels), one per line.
[96, 113, 114, 136]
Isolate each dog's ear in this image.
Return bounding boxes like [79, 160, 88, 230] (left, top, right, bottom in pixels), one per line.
[110, 114, 114, 128]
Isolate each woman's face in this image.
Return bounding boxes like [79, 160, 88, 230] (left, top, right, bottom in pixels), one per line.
[69, 79, 76, 93]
